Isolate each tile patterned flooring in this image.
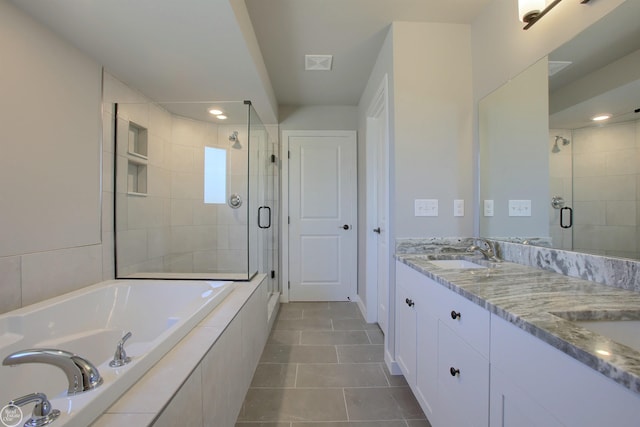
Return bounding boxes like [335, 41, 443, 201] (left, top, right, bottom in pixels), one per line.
[236, 302, 431, 427]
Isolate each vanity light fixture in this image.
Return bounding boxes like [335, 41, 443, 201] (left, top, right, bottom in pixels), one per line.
[520, 0, 592, 30]
[591, 114, 611, 122]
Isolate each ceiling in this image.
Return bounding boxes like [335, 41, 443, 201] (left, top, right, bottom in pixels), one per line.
[10, 0, 492, 124]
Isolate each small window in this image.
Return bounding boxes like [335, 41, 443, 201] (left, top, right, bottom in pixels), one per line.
[204, 147, 226, 204]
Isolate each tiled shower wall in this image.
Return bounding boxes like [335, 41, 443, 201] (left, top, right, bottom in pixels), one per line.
[569, 119, 640, 259]
[113, 103, 252, 276]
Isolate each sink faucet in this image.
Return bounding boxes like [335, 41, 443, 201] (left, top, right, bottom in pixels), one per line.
[467, 238, 502, 262]
[3, 349, 103, 395]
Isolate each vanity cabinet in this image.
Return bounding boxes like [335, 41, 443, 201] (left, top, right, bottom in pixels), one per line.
[395, 262, 489, 426]
[396, 259, 640, 427]
[490, 314, 640, 427]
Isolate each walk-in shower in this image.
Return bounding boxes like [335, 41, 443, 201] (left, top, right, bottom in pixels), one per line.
[112, 101, 279, 290]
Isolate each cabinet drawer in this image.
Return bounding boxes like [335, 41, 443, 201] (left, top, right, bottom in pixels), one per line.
[434, 284, 490, 357]
[437, 321, 489, 427]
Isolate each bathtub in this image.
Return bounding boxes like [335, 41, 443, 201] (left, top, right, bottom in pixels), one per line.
[0, 279, 233, 427]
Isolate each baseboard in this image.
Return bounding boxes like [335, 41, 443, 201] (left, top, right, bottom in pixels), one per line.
[385, 349, 402, 375]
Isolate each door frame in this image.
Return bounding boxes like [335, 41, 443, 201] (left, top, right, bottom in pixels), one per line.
[280, 130, 358, 303]
[364, 74, 390, 323]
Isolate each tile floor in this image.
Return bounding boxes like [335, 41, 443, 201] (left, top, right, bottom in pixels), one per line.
[236, 302, 431, 427]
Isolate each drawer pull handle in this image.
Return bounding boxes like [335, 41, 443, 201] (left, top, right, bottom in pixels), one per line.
[405, 298, 415, 307]
[450, 310, 461, 320]
[450, 367, 460, 377]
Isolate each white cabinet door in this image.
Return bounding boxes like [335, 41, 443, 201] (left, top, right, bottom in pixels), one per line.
[491, 314, 640, 427]
[490, 367, 564, 427]
[437, 321, 489, 427]
[415, 294, 438, 423]
[395, 278, 417, 385]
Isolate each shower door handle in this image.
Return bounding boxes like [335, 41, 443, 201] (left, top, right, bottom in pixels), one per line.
[258, 206, 271, 229]
[560, 206, 573, 229]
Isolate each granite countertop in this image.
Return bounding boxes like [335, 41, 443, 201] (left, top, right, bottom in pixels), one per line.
[396, 253, 640, 395]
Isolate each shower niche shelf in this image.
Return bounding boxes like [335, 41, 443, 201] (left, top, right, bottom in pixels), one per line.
[128, 122, 148, 159]
[127, 158, 147, 196]
[126, 122, 148, 196]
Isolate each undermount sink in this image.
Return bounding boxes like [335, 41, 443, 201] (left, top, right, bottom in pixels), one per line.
[428, 259, 487, 269]
[574, 320, 640, 353]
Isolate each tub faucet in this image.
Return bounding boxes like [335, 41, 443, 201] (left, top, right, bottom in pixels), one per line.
[3, 349, 103, 395]
[467, 238, 502, 262]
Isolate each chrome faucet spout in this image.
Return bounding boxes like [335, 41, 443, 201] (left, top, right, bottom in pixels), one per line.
[467, 239, 502, 262]
[3, 349, 102, 395]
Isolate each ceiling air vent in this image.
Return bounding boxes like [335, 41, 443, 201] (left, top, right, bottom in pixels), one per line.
[305, 54, 333, 71]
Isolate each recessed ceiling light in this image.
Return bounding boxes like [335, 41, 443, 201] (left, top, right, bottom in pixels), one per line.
[216, 115, 227, 120]
[592, 114, 611, 121]
[209, 108, 223, 115]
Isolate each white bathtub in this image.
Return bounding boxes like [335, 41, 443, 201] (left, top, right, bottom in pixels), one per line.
[0, 279, 233, 427]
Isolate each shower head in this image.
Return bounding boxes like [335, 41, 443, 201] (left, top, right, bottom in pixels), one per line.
[552, 135, 569, 153]
[229, 131, 242, 149]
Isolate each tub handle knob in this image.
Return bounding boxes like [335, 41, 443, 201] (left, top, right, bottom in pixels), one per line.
[8, 392, 60, 427]
[109, 331, 132, 368]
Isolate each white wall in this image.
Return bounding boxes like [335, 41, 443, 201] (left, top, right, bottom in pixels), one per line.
[0, 0, 104, 314]
[392, 22, 474, 238]
[279, 105, 358, 131]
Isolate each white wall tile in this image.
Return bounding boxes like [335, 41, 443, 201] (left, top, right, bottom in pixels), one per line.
[171, 200, 194, 226]
[21, 245, 102, 306]
[606, 201, 636, 226]
[148, 104, 172, 140]
[172, 116, 206, 147]
[102, 231, 115, 280]
[152, 365, 203, 427]
[116, 229, 148, 267]
[0, 256, 21, 314]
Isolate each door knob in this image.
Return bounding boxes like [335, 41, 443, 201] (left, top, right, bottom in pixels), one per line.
[341, 224, 350, 230]
[373, 227, 381, 234]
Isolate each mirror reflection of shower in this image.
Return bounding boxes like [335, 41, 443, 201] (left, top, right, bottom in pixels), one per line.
[551, 135, 570, 153]
[229, 130, 242, 149]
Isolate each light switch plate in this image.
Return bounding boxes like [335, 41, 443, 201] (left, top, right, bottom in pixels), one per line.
[484, 200, 494, 217]
[454, 199, 464, 217]
[415, 199, 438, 217]
[509, 199, 532, 217]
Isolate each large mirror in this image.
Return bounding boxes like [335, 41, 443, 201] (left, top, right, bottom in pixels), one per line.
[479, 0, 640, 260]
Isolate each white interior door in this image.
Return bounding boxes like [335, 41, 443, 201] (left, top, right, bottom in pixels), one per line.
[287, 131, 357, 301]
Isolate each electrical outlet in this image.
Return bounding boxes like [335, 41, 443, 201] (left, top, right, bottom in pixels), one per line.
[415, 199, 438, 217]
[508, 200, 532, 217]
[454, 199, 464, 217]
[484, 200, 494, 217]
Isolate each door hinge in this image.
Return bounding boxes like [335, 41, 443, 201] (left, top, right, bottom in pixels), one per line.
[288, 150, 290, 159]
[288, 281, 290, 290]
[270, 270, 276, 279]
[288, 216, 290, 224]
[270, 154, 276, 163]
